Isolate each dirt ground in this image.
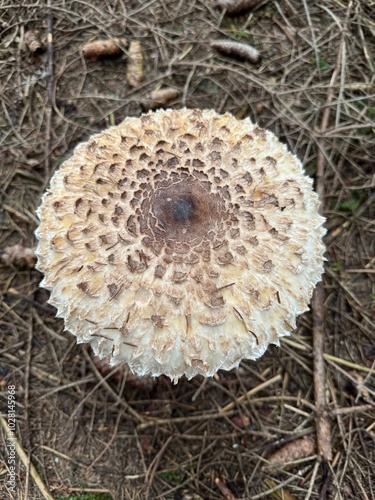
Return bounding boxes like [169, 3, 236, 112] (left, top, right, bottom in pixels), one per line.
[0, 0, 374, 499]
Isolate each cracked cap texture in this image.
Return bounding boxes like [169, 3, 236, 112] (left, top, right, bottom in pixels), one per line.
[36, 109, 325, 382]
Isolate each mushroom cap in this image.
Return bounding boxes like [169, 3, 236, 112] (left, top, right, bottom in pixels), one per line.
[36, 109, 325, 383]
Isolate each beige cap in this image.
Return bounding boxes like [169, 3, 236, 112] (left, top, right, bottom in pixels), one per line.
[36, 109, 325, 382]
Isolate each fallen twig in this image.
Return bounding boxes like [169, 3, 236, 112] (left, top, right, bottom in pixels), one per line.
[44, 0, 54, 175]
[312, 0, 353, 463]
[220, 374, 281, 412]
[82, 348, 146, 424]
[312, 284, 331, 461]
[215, 477, 237, 500]
[253, 466, 313, 499]
[23, 320, 33, 498]
[0, 416, 55, 500]
[145, 436, 173, 500]
[86, 410, 124, 471]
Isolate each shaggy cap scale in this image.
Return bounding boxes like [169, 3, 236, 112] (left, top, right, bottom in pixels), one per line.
[36, 109, 325, 382]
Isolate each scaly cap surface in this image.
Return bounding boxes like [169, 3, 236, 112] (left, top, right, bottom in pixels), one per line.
[36, 109, 325, 382]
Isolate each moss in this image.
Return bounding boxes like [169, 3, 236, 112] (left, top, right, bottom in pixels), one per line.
[56, 493, 112, 500]
[159, 468, 187, 485]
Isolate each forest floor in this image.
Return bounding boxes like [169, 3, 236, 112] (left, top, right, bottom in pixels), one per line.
[0, 1, 374, 499]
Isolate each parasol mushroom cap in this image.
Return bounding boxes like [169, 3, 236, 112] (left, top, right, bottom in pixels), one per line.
[36, 109, 325, 383]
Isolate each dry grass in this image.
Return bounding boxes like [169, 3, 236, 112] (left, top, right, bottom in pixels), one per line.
[0, 0, 374, 499]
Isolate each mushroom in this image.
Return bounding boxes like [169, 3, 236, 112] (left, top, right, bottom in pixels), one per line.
[35, 109, 325, 383]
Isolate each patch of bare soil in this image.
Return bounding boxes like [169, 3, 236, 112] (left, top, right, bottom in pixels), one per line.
[0, 1, 374, 499]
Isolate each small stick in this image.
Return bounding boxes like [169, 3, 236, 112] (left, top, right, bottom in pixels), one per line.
[145, 436, 173, 499]
[45, 0, 54, 175]
[312, 0, 353, 463]
[304, 459, 320, 500]
[220, 374, 281, 412]
[215, 477, 236, 500]
[86, 410, 123, 470]
[323, 353, 375, 375]
[3, 204, 32, 223]
[253, 466, 312, 500]
[51, 487, 112, 495]
[0, 416, 55, 500]
[330, 405, 374, 417]
[82, 348, 146, 423]
[136, 409, 238, 430]
[312, 284, 332, 461]
[23, 320, 33, 498]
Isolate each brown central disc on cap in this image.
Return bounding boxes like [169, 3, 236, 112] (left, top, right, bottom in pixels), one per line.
[170, 197, 195, 222]
[150, 177, 223, 242]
